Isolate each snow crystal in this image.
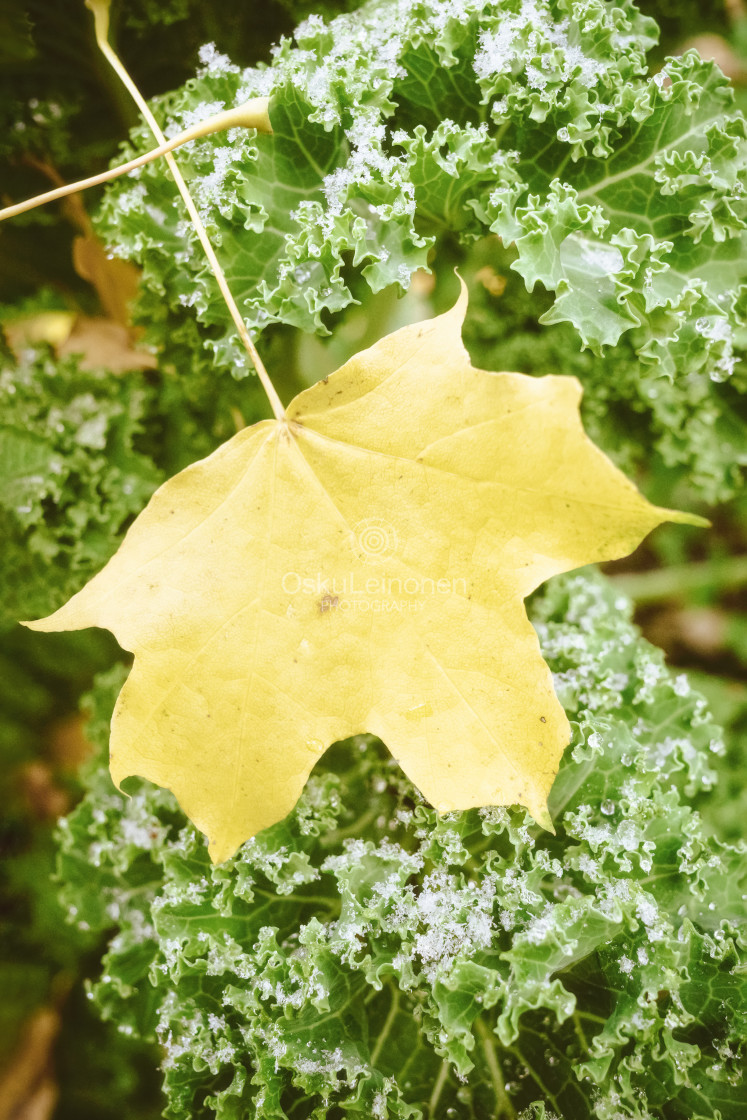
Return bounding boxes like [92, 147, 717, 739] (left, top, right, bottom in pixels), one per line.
[198, 43, 239, 77]
[179, 288, 201, 309]
[237, 67, 275, 100]
[474, 5, 606, 90]
[479, 806, 510, 828]
[372, 1091, 388, 1119]
[323, 167, 354, 214]
[475, 20, 521, 80]
[606, 878, 632, 903]
[673, 673, 691, 697]
[525, 63, 548, 91]
[120, 808, 166, 849]
[116, 183, 148, 214]
[295, 15, 325, 43]
[396, 263, 412, 287]
[525, 912, 556, 945]
[577, 853, 599, 878]
[165, 100, 226, 141]
[616, 821, 642, 852]
[695, 315, 737, 380]
[635, 897, 658, 927]
[194, 144, 246, 213]
[499, 909, 515, 930]
[296, 1046, 345, 1075]
[412, 868, 495, 978]
[583, 822, 613, 851]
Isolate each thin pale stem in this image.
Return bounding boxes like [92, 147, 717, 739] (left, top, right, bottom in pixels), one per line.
[0, 100, 271, 223]
[427, 1059, 450, 1115]
[609, 555, 747, 603]
[475, 1018, 517, 1120]
[86, 0, 285, 420]
[369, 984, 400, 1066]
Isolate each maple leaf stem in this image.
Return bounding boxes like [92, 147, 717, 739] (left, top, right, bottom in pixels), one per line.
[85, 0, 286, 422]
[0, 103, 271, 225]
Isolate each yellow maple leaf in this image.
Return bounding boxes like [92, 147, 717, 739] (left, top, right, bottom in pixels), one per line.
[24, 284, 704, 862]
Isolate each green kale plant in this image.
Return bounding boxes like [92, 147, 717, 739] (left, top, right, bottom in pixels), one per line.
[0, 0, 745, 1117]
[95, 0, 747, 499]
[58, 572, 747, 1119]
[0, 345, 161, 628]
[0, 332, 277, 627]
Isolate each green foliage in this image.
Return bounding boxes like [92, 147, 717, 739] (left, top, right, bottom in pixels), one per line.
[459, 239, 747, 502]
[0, 620, 163, 1119]
[94, 0, 747, 499]
[0, 344, 162, 626]
[57, 572, 747, 1119]
[0, 0, 354, 305]
[0, 327, 279, 627]
[687, 669, 747, 845]
[2, 3, 744, 1117]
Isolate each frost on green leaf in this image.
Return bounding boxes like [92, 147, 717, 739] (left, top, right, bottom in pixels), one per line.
[57, 572, 747, 1119]
[0, 322, 279, 629]
[0, 346, 162, 627]
[461, 237, 747, 502]
[95, 0, 746, 500]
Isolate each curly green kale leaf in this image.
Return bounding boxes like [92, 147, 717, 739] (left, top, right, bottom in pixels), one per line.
[460, 237, 747, 503]
[0, 303, 281, 627]
[56, 572, 747, 1119]
[94, 0, 747, 499]
[0, 346, 162, 627]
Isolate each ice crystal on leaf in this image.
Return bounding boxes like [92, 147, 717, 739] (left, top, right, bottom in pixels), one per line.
[94, 0, 746, 499]
[57, 572, 747, 1119]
